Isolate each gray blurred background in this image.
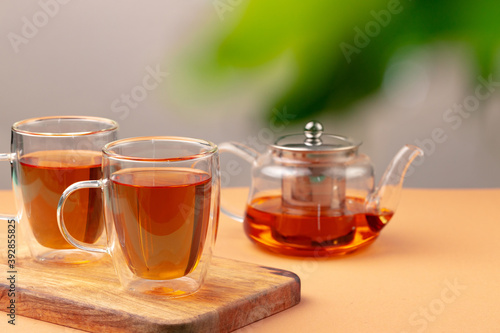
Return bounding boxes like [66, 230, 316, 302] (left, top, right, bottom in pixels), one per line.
[1, 1, 499, 189]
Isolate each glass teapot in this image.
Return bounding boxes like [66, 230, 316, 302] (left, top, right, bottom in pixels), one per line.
[219, 121, 423, 257]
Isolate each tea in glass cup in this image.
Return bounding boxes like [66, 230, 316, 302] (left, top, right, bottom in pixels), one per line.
[0, 116, 118, 263]
[58, 136, 220, 296]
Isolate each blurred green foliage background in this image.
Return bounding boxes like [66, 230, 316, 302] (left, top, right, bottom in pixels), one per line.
[175, 0, 499, 123]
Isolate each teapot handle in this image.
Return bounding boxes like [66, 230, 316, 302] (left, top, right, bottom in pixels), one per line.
[218, 142, 259, 222]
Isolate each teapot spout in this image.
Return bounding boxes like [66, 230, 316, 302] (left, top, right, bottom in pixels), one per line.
[366, 145, 423, 220]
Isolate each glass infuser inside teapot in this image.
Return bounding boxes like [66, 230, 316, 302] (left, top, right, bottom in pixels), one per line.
[219, 121, 423, 257]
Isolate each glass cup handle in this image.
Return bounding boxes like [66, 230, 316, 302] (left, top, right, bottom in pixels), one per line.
[0, 153, 16, 222]
[57, 180, 107, 254]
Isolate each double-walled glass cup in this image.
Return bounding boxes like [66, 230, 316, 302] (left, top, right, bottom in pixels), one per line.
[0, 116, 118, 263]
[57, 137, 220, 296]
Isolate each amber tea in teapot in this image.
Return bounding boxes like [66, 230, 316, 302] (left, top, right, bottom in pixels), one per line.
[244, 195, 393, 256]
[220, 121, 422, 257]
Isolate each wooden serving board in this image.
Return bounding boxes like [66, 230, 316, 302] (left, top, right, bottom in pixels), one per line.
[0, 255, 300, 333]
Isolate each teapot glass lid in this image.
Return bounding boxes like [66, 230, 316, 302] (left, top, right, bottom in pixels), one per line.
[272, 121, 361, 152]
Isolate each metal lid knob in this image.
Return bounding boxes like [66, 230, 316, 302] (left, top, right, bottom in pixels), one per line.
[273, 120, 360, 152]
[304, 121, 323, 146]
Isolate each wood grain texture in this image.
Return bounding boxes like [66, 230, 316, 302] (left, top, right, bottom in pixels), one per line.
[0, 254, 300, 333]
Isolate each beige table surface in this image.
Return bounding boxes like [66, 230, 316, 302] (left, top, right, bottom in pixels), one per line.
[1, 188, 500, 332]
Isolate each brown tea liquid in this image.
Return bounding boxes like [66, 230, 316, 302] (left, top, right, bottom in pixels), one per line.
[110, 168, 212, 280]
[19, 150, 103, 249]
[244, 195, 393, 257]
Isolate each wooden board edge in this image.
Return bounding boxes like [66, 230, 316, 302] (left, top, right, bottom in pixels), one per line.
[216, 264, 301, 332]
[0, 284, 212, 333]
[0, 259, 301, 333]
